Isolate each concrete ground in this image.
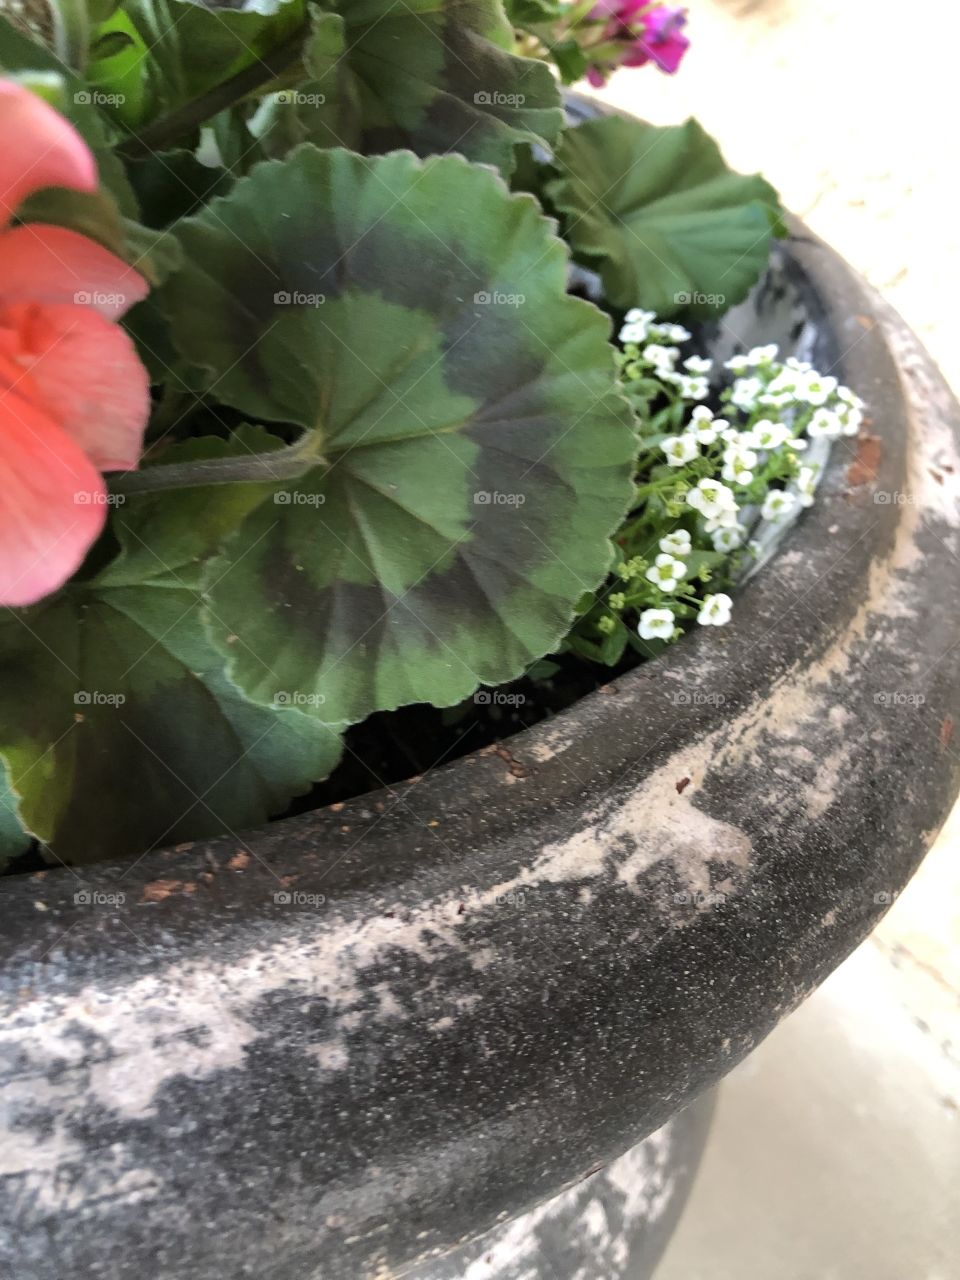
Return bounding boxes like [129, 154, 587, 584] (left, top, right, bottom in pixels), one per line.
[590, 1, 960, 1274]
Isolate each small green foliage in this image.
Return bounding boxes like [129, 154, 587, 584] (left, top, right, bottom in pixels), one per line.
[546, 116, 785, 315]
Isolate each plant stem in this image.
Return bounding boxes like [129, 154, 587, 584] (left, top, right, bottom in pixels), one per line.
[112, 432, 327, 494]
[115, 22, 309, 160]
[53, 0, 90, 74]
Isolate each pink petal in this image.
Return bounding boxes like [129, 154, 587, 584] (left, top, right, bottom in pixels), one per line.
[10, 303, 150, 471]
[652, 33, 689, 72]
[0, 381, 105, 608]
[0, 224, 148, 319]
[0, 80, 96, 224]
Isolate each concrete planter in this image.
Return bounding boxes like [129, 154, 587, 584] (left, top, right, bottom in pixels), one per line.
[1, 226, 959, 1280]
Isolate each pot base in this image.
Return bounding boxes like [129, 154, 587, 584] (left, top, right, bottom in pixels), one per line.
[408, 1090, 716, 1280]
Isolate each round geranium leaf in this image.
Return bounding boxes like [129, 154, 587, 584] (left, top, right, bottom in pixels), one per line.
[160, 145, 636, 724]
[547, 115, 784, 316]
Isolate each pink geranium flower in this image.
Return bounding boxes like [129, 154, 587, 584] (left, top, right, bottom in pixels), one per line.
[0, 80, 149, 608]
[586, 3, 690, 85]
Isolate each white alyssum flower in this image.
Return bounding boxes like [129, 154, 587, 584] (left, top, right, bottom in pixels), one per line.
[626, 307, 657, 326]
[837, 404, 863, 437]
[730, 376, 764, 411]
[698, 593, 733, 626]
[643, 343, 680, 372]
[661, 323, 692, 342]
[711, 524, 746, 552]
[799, 372, 838, 406]
[744, 419, 792, 450]
[795, 464, 818, 508]
[688, 409, 725, 445]
[722, 443, 758, 486]
[723, 353, 750, 374]
[620, 308, 657, 344]
[659, 529, 692, 556]
[706, 506, 742, 532]
[720, 425, 741, 443]
[758, 387, 795, 410]
[683, 355, 713, 375]
[661, 434, 699, 466]
[786, 357, 813, 374]
[807, 407, 843, 438]
[619, 322, 648, 344]
[837, 384, 864, 410]
[645, 553, 688, 593]
[746, 343, 779, 367]
[761, 489, 798, 521]
[638, 608, 676, 640]
[677, 374, 709, 401]
[705, 509, 740, 532]
[686, 478, 738, 521]
[765, 369, 800, 396]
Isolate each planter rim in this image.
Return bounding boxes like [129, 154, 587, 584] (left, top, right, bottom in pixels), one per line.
[2, 225, 960, 1280]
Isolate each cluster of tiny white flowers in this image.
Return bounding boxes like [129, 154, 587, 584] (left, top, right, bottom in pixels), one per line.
[620, 308, 711, 401]
[721, 348, 864, 438]
[615, 319, 866, 646]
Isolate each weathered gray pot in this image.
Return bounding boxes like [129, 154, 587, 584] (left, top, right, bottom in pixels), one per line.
[1, 225, 959, 1280]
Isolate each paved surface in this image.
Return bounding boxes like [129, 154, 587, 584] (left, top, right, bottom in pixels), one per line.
[592, 2, 960, 1275]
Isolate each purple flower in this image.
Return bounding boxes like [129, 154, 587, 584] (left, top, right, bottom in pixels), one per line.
[585, 3, 690, 84]
[627, 5, 690, 73]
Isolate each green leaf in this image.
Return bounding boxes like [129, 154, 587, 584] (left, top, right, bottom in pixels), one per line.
[159, 145, 635, 724]
[0, 591, 342, 863]
[102, 428, 285, 585]
[87, 9, 153, 125]
[92, 29, 134, 58]
[503, 0, 564, 23]
[550, 38, 589, 85]
[126, 147, 233, 227]
[547, 116, 784, 316]
[0, 433, 342, 864]
[248, 10, 361, 158]
[120, 0, 307, 116]
[298, 0, 563, 174]
[0, 15, 138, 216]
